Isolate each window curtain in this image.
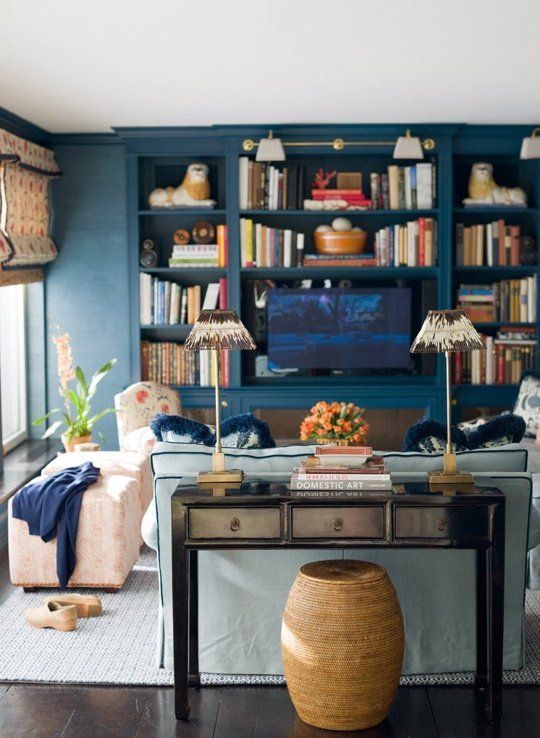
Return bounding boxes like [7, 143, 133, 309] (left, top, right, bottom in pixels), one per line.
[0, 129, 61, 267]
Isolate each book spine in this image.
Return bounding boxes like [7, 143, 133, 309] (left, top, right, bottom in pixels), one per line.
[291, 479, 392, 491]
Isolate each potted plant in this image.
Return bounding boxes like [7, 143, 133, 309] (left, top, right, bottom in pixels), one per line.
[300, 401, 369, 446]
[33, 332, 117, 451]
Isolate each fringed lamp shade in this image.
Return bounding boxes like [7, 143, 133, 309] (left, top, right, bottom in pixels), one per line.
[410, 310, 485, 354]
[183, 309, 256, 351]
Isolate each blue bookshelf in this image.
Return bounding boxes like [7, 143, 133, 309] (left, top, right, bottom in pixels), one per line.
[116, 124, 540, 428]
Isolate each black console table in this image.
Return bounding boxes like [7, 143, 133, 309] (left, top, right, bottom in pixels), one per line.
[171, 480, 505, 722]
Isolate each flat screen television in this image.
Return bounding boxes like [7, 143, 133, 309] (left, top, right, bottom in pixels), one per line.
[267, 287, 413, 370]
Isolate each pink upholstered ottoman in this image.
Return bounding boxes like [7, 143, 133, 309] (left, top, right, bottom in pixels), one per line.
[41, 451, 152, 545]
[8, 473, 140, 590]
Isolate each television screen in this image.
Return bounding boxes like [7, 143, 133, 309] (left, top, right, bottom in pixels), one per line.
[267, 288, 412, 370]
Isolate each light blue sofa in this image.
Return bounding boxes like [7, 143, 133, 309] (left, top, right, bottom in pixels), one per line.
[142, 442, 536, 676]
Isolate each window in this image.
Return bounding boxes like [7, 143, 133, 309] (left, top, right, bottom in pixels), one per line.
[0, 284, 27, 452]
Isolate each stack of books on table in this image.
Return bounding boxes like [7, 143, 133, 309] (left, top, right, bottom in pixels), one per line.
[290, 446, 392, 492]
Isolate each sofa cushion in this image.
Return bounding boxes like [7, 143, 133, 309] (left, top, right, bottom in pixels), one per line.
[151, 412, 276, 449]
[381, 444, 528, 474]
[403, 414, 526, 453]
[151, 442, 314, 477]
[122, 426, 157, 454]
[514, 371, 540, 437]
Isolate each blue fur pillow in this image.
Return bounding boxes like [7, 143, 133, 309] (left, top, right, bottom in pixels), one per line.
[150, 412, 276, 449]
[403, 418, 468, 453]
[403, 413, 525, 453]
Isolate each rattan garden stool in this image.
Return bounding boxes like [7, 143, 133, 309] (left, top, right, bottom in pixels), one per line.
[281, 559, 404, 731]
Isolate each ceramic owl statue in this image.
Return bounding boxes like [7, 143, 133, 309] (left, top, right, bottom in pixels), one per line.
[148, 163, 216, 208]
[463, 162, 527, 207]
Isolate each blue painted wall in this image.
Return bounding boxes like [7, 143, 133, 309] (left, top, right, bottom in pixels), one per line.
[47, 144, 131, 448]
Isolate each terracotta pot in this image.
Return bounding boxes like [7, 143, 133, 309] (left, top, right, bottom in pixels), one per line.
[61, 433, 92, 452]
[314, 229, 367, 255]
[317, 438, 350, 446]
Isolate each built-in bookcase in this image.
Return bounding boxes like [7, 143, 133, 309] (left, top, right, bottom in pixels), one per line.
[117, 125, 540, 438]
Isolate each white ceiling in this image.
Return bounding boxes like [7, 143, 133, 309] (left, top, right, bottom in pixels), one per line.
[1, 0, 539, 133]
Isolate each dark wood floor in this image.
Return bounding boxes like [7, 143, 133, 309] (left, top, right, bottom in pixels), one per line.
[0, 551, 538, 737]
[0, 683, 539, 738]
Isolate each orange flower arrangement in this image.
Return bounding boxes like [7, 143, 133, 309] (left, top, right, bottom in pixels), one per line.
[300, 401, 369, 444]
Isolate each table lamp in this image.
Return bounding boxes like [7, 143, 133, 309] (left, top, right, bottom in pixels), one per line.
[410, 310, 485, 485]
[183, 309, 256, 483]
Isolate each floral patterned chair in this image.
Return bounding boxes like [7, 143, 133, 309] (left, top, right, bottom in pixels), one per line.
[114, 381, 181, 454]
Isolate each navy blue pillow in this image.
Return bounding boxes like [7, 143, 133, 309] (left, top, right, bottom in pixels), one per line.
[150, 412, 276, 449]
[403, 418, 468, 453]
[403, 414, 525, 453]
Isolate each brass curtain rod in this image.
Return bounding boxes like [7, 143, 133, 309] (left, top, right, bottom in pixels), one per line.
[242, 137, 436, 152]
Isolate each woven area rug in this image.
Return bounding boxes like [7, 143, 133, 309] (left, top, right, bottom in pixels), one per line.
[0, 550, 539, 686]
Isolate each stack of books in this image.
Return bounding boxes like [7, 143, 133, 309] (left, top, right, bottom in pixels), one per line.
[373, 218, 437, 266]
[139, 277, 227, 325]
[240, 218, 305, 267]
[290, 446, 392, 492]
[302, 253, 377, 268]
[457, 278, 537, 323]
[369, 161, 436, 211]
[453, 326, 537, 385]
[169, 244, 219, 268]
[310, 188, 371, 209]
[238, 158, 305, 211]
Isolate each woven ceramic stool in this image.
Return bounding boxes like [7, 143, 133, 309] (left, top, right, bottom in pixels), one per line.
[281, 559, 404, 731]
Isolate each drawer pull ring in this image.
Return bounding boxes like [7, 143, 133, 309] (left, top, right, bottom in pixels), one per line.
[333, 517, 344, 533]
[436, 518, 448, 532]
[229, 517, 241, 532]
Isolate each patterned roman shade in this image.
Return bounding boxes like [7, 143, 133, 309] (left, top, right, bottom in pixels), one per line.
[0, 129, 61, 267]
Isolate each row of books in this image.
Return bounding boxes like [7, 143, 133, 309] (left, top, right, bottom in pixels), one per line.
[290, 446, 392, 492]
[370, 162, 436, 211]
[373, 218, 438, 267]
[239, 159, 304, 211]
[453, 328, 536, 385]
[139, 276, 227, 325]
[238, 158, 437, 212]
[457, 278, 537, 323]
[140, 341, 230, 387]
[455, 221, 527, 266]
[239, 219, 305, 268]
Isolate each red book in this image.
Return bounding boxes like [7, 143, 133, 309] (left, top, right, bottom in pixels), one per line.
[497, 346, 506, 384]
[418, 217, 426, 267]
[218, 277, 227, 309]
[312, 189, 364, 199]
[497, 220, 506, 266]
[509, 225, 520, 266]
[454, 352, 463, 383]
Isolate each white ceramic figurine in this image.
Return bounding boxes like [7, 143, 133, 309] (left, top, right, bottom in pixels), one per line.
[463, 162, 527, 207]
[148, 163, 216, 208]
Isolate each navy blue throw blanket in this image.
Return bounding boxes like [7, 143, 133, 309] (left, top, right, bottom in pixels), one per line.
[12, 462, 100, 588]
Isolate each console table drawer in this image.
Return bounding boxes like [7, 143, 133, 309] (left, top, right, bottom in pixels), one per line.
[395, 506, 489, 539]
[188, 507, 281, 540]
[292, 506, 384, 539]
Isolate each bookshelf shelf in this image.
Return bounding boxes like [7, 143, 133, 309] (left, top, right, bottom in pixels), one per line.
[240, 267, 439, 279]
[240, 209, 439, 218]
[140, 267, 226, 276]
[472, 322, 534, 328]
[453, 207, 536, 215]
[139, 209, 227, 217]
[120, 124, 540, 424]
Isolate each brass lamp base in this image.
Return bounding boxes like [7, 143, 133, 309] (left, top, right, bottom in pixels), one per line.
[428, 452, 474, 486]
[197, 450, 244, 485]
[429, 470, 475, 485]
[197, 469, 244, 484]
